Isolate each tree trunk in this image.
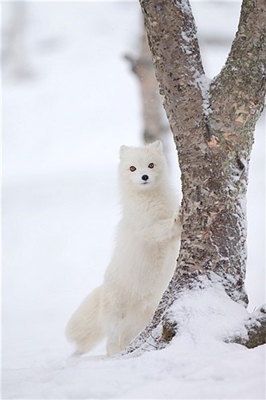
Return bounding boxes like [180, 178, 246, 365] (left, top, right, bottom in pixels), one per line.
[125, 25, 170, 148]
[3, 2, 33, 80]
[127, 0, 266, 352]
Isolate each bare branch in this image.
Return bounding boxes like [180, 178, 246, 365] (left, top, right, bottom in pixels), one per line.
[139, 0, 206, 140]
[210, 0, 266, 132]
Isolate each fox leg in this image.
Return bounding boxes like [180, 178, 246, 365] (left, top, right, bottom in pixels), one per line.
[106, 316, 124, 357]
[141, 210, 181, 243]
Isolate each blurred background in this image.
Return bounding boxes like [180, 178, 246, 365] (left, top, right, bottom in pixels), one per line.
[2, 0, 265, 369]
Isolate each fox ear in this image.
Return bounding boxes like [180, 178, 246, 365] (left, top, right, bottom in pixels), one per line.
[150, 140, 163, 152]
[119, 145, 130, 159]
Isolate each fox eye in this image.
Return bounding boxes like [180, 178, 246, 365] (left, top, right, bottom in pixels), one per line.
[129, 166, 136, 172]
[148, 163, 154, 169]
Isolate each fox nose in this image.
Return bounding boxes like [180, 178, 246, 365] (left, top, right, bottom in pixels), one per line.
[142, 175, 149, 181]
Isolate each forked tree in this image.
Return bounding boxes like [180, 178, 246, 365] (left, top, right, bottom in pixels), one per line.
[127, 0, 266, 353]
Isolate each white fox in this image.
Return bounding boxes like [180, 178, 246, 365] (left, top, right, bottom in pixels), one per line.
[66, 141, 181, 356]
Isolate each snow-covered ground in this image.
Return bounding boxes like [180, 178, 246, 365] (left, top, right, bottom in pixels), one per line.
[2, 1, 265, 399]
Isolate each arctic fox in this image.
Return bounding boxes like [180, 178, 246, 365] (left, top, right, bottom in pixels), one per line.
[66, 141, 181, 356]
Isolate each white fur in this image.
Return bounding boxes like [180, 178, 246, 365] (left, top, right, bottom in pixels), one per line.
[66, 141, 181, 356]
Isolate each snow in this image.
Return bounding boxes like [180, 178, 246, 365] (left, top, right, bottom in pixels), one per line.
[175, 0, 192, 15]
[2, 1, 265, 399]
[195, 73, 211, 115]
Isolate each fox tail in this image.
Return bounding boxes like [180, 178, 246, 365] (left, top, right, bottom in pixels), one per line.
[66, 286, 105, 354]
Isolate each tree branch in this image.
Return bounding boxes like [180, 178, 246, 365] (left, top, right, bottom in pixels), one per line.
[139, 0, 207, 143]
[124, 29, 169, 145]
[209, 0, 266, 136]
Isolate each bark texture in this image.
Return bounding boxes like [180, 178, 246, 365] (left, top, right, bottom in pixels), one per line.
[128, 0, 266, 351]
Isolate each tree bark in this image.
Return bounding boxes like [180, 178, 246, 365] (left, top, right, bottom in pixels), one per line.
[128, 0, 265, 352]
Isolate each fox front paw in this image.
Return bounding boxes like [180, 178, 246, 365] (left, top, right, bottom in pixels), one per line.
[173, 208, 182, 224]
[172, 209, 182, 237]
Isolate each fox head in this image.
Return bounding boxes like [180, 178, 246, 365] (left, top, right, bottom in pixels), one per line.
[118, 141, 168, 192]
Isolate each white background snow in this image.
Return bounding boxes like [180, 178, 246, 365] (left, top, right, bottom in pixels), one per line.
[2, 1, 265, 399]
